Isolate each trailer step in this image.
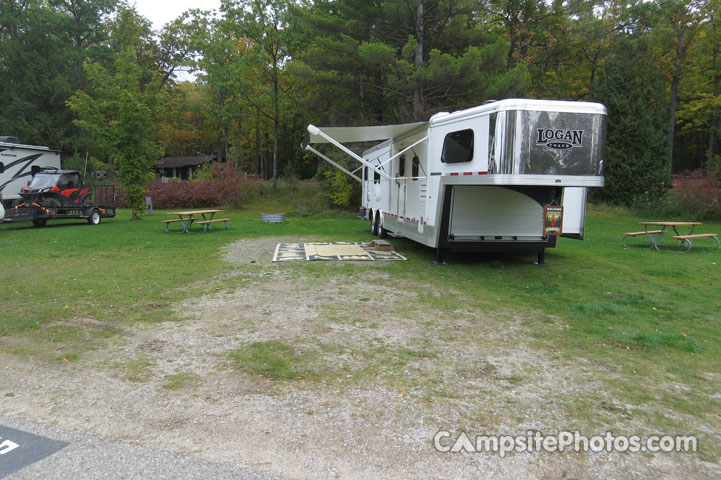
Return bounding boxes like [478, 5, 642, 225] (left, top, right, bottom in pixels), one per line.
[368, 240, 395, 252]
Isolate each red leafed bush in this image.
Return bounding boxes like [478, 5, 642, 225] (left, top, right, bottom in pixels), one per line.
[147, 164, 261, 209]
[670, 169, 721, 219]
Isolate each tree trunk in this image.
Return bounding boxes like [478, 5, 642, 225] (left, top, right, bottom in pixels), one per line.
[412, 1, 425, 121]
[272, 59, 280, 189]
[666, 23, 690, 187]
[235, 120, 242, 168]
[264, 130, 271, 180]
[256, 109, 262, 177]
[708, 19, 720, 163]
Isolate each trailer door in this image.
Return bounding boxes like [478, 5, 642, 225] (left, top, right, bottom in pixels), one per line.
[561, 187, 586, 240]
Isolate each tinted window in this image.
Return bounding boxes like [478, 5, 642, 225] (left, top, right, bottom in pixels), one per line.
[488, 114, 496, 173]
[374, 169, 380, 183]
[441, 129, 474, 163]
[398, 155, 405, 177]
[412, 155, 419, 178]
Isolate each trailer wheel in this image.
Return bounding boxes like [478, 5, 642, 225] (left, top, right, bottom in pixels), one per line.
[369, 209, 377, 236]
[376, 212, 387, 239]
[88, 208, 101, 225]
[32, 219, 46, 227]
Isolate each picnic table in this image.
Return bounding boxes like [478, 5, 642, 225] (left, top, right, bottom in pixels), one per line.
[623, 221, 718, 253]
[163, 209, 229, 233]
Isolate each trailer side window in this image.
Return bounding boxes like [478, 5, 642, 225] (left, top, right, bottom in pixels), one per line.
[441, 129, 474, 163]
[411, 155, 419, 178]
[488, 113, 497, 173]
[374, 169, 380, 184]
[398, 154, 405, 177]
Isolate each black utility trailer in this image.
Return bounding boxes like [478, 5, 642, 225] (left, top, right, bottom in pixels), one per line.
[3, 169, 115, 227]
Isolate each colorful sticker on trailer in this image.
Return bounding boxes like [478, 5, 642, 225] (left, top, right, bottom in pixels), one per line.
[543, 205, 564, 236]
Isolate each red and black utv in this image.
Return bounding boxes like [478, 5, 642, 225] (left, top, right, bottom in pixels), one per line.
[4, 168, 115, 227]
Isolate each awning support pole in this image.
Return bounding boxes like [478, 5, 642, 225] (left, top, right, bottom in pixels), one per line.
[307, 125, 391, 180]
[304, 145, 362, 183]
[378, 136, 429, 171]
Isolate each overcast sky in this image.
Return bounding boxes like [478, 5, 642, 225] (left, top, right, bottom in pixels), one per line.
[131, 0, 221, 31]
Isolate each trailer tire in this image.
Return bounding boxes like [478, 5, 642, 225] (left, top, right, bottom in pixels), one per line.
[369, 209, 377, 236]
[376, 212, 387, 239]
[32, 219, 46, 227]
[88, 208, 101, 225]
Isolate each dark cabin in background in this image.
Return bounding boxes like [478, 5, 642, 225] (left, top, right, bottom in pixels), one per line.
[154, 155, 215, 180]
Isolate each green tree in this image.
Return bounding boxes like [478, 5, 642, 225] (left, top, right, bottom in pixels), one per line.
[292, 0, 529, 124]
[223, 0, 297, 188]
[651, 0, 704, 183]
[676, 0, 721, 166]
[68, 8, 162, 219]
[593, 38, 668, 205]
[0, 0, 118, 154]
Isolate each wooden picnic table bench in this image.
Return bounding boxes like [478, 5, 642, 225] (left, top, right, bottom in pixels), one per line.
[622, 230, 665, 247]
[162, 217, 193, 232]
[671, 233, 719, 253]
[195, 218, 230, 233]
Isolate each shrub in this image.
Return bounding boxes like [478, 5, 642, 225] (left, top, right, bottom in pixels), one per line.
[630, 168, 721, 220]
[669, 169, 720, 219]
[146, 164, 262, 209]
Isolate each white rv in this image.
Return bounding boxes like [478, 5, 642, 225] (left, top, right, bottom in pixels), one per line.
[304, 99, 606, 262]
[0, 137, 60, 207]
[0, 137, 62, 209]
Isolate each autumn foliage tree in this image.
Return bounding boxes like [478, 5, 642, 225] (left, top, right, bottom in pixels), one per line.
[68, 8, 162, 219]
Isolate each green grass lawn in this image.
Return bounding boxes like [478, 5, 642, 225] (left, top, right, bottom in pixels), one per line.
[1, 199, 720, 453]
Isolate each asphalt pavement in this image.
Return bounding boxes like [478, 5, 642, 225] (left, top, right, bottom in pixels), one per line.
[0, 414, 286, 480]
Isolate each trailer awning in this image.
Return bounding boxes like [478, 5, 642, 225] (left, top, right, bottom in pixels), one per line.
[306, 122, 427, 144]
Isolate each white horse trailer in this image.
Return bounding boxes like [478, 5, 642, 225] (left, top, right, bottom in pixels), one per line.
[0, 138, 61, 208]
[304, 99, 606, 263]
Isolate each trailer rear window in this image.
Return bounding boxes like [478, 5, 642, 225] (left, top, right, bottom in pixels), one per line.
[441, 129, 474, 163]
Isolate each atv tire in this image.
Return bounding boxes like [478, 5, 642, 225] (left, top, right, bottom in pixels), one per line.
[88, 208, 101, 225]
[32, 219, 47, 227]
[41, 198, 59, 216]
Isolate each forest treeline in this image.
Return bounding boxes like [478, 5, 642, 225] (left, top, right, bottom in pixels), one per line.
[1, 0, 720, 210]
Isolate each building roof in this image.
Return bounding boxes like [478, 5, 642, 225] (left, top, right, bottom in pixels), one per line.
[156, 155, 214, 169]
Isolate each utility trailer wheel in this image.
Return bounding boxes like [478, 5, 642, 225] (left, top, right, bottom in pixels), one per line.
[88, 208, 101, 225]
[32, 219, 47, 227]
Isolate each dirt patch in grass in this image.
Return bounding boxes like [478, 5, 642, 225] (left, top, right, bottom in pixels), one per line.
[0, 237, 719, 479]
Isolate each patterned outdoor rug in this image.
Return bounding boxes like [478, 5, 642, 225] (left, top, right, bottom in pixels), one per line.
[272, 242, 407, 262]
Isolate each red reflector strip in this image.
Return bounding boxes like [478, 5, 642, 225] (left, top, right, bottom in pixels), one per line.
[479, 171, 488, 175]
[450, 172, 459, 176]
[463, 172, 473, 176]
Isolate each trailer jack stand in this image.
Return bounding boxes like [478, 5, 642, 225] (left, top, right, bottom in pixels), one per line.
[434, 248, 447, 265]
[534, 249, 549, 266]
